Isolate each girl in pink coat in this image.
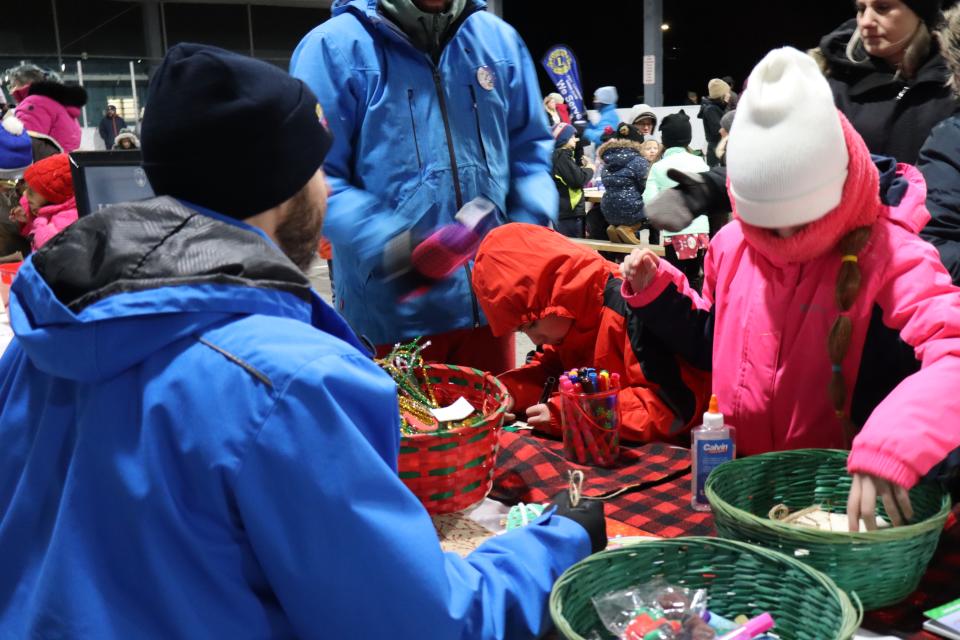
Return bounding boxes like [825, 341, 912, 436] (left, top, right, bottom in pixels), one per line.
[621, 47, 960, 532]
[11, 153, 78, 250]
[8, 65, 86, 153]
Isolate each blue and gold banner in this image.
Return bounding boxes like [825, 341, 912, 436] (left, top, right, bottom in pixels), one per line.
[541, 44, 586, 122]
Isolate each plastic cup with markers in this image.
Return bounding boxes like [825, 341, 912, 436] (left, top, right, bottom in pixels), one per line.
[559, 368, 620, 467]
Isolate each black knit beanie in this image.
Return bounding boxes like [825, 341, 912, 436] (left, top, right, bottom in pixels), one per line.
[142, 43, 333, 219]
[659, 110, 692, 149]
[902, 0, 942, 27]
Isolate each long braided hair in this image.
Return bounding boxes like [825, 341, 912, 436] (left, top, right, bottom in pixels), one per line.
[827, 226, 872, 447]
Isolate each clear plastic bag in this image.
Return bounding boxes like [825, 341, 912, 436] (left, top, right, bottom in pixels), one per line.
[591, 581, 715, 640]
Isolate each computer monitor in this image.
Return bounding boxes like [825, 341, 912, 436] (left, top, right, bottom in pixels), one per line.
[69, 151, 154, 217]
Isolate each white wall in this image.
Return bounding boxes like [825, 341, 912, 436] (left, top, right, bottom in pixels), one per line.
[80, 127, 105, 151]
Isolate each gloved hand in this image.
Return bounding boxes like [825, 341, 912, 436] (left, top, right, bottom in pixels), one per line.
[381, 198, 498, 299]
[411, 222, 481, 280]
[551, 491, 607, 554]
[645, 168, 730, 232]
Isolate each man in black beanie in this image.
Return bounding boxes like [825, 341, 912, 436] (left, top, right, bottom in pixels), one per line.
[0, 42, 603, 640]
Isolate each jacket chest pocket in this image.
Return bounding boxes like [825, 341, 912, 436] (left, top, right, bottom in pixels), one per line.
[463, 63, 509, 182]
[407, 89, 423, 171]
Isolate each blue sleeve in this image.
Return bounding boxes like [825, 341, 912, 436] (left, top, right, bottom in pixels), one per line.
[290, 29, 414, 271]
[631, 156, 650, 196]
[918, 119, 960, 285]
[503, 31, 558, 227]
[233, 353, 590, 640]
[583, 121, 604, 146]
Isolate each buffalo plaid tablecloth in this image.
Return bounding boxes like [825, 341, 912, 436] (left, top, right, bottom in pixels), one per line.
[863, 506, 960, 639]
[491, 431, 713, 537]
[492, 431, 960, 639]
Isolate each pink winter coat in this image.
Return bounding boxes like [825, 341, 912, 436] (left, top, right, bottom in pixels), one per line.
[19, 195, 79, 251]
[15, 95, 82, 153]
[622, 162, 960, 489]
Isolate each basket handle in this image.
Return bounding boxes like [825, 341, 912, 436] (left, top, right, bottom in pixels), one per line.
[842, 590, 864, 639]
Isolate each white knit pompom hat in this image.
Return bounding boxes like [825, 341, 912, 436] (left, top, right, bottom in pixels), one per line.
[727, 47, 848, 229]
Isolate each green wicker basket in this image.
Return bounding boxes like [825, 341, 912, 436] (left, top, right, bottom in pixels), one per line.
[706, 449, 951, 610]
[550, 537, 862, 640]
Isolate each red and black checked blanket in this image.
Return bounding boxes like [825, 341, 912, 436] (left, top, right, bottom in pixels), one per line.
[864, 505, 960, 639]
[491, 431, 960, 638]
[490, 431, 714, 537]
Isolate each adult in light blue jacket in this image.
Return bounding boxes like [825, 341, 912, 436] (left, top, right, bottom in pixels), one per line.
[0, 44, 598, 640]
[582, 85, 621, 146]
[291, 0, 557, 372]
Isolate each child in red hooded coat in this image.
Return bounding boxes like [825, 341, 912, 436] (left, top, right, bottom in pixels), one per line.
[471, 223, 711, 443]
[11, 153, 78, 251]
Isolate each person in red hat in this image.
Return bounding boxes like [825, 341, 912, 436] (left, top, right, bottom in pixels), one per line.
[10, 152, 77, 250]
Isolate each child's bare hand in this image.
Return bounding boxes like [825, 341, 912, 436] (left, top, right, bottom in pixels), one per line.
[620, 248, 659, 291]
[525, 403, 551, 427]
[847, 472, 914, 531]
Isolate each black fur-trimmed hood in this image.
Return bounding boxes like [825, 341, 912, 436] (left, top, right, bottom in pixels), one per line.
[939, 5, 960, 92]
[25, 81, 88, 108]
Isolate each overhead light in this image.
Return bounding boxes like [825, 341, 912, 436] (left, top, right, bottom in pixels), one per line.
[661, 23, 670, 31]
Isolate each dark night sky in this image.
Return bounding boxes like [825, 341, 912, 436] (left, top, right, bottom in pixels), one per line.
[504, 1, 855, 105]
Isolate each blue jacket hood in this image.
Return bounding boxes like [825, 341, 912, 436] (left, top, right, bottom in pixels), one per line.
[11, 196, 363, 382]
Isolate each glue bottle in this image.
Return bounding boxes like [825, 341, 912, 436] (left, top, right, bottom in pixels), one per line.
[691, 394, 735, 511]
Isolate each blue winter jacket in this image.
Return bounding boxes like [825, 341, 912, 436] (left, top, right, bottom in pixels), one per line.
[290, 0, 557, 345]
[0, 198, 589, 639]
[583, 103, 620, 146]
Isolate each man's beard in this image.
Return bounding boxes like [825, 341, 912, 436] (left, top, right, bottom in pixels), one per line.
[274, 187, 324, 272]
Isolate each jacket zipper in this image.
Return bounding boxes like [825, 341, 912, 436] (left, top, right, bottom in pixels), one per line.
[432, 66, 480, 328]
[468, 84, 489, 172]
[407, 89, 423, 170]
[896, 85, 909, 100]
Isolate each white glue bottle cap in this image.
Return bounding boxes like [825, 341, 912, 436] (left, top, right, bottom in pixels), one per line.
[703, 394, 723, 429]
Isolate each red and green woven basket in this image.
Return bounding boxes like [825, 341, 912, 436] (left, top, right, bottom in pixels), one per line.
[397, 364, 511, 514]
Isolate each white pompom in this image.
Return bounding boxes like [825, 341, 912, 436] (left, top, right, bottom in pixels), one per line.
[1, 114, 24, 136]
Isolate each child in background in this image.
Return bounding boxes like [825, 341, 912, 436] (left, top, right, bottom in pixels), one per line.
[599, 123, 650, 245]
[472, 222, 710, 443]
[621, 48, 960, 530]
[10, 153, 77, 251]
[112, 129, 140, 150]
[552, 123, 594, 238]
[643, 111, 710, 291]
[639, 140, 663, 164]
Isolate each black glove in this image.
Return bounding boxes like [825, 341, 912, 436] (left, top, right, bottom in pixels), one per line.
[644, 167, 729, 232]
[551, 491, 606, 554]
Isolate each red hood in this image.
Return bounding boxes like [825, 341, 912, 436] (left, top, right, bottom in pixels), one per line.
[472, 223, 619, 357]
[473, 224, 619, 335]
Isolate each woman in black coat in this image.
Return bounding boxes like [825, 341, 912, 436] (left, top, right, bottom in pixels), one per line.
[814, 0, 956, 164]
[918, 4, 960, 284]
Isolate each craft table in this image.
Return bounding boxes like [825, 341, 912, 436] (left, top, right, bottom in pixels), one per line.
[474, 430, 959, 640]
[583, 188, 603, 204]
[570, 237, 666, 257]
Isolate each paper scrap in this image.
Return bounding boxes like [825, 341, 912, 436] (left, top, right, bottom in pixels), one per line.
[429, 397, 476, 422]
